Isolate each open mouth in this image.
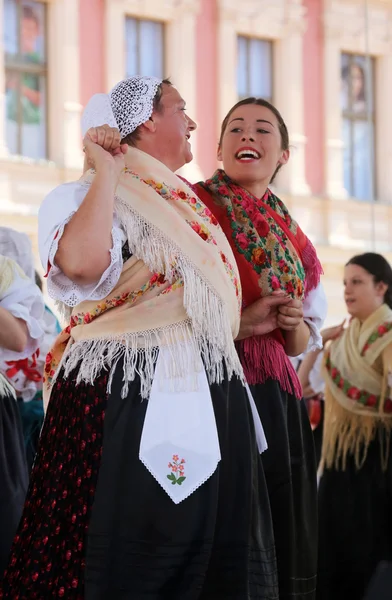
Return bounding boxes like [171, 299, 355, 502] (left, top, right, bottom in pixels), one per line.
[235, 147, 261, 162]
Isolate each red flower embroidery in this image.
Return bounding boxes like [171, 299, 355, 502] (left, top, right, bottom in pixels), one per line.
[218, 185, 229, 195]
[178, 190, 187, 199]
[378, 325, 388, 335]
[235, 232, 249, 250]
[384, 399, 392, 413]
[286, 282, 295, 295]
[347, 387, 361, 400]
[167, 454, 186, 486]
[251, 247, 266, 266]
[331, 368, 338, 379]
[271, 276, 281, 290]
[366, 395, 378, 407]
[83, 313, 92, 324]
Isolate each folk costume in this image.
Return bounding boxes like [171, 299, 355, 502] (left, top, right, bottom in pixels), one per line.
[0, 77, 278, 600]
[0, 227, 56, 470]
[318, 304, 392, 600]
[194, 170, 327, 600]
[0, 256, 44, 574]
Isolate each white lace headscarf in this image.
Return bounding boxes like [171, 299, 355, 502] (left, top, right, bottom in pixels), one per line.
[81, 76, 163, 138]
[0, 226, 35, 281]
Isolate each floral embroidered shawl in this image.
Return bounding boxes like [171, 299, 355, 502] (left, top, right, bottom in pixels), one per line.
[194, 169, 323, 396]
[43, 149, 243, 408]
[321, 303, 392, 471]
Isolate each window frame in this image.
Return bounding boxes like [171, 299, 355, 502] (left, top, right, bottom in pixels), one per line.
[4, 0, 48, 158]
[124, 15, 165, 80]
[237, 35, 274, 102]
[341, 51, 376, 200]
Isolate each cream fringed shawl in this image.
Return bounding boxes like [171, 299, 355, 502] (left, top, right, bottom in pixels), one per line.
[321, 304, 392, 471]
[43, 147, 243, 406]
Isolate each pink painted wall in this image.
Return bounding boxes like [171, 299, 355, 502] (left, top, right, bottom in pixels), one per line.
[195, 0, 218, 179]
[303, 0, 324, 195]
[79, 0, 105, 109]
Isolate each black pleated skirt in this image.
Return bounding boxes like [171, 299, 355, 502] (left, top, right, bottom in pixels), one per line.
[250, 379, 318, 600]
[0, 360, 279, 599]
[317, 433, 392, 600]
[0, 391, 29, 575]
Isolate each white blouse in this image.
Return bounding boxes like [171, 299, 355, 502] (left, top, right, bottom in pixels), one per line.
[0, 260, 45, 399]
[39, 181, 327, 350]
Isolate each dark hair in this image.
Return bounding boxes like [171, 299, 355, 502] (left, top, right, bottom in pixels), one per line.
[218, 97, 289, 183]
[346, 252, 392, 309]
[121, 78, 173, 147]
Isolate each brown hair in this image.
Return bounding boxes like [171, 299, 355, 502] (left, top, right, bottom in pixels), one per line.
[219, 97, 289, 183]
[121, 78, 172, 147]
[346, 253, 392, 309]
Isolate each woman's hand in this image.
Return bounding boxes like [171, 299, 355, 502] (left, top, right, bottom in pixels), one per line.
[277, 298, 311, 357]
[236, 292, 291, 340]
[321, 320, 346, 346]
[83, 125, 128, 176]
[277, 298, 304, 331]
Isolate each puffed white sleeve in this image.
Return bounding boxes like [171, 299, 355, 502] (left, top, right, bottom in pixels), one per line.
[38, 181, 126, 306]
[303, 282, 328, 353]
[0, 264, 45, 363]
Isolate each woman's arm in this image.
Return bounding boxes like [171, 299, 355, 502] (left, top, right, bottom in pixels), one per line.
[55, 129, 127, 286]
[0, 306, 28, 353]
[282, 320, 311, 357]
[297, 348, 323, 390]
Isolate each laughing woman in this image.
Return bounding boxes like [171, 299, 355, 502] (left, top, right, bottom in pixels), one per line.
[193, 98, 327, 600]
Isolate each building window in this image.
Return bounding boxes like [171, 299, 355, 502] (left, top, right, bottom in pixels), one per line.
[237, 36, 273, 101]
[4, 0, 47, 159]
[125, 17, 164, 79]
[341, 53, 375, 201]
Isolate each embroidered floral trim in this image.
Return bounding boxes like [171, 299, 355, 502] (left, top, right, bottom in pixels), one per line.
[325, 353, 392, 413]
[43, 273, 170, 388]
[167, 455, 186, 485]
[361, 321, 392, 356]
[124, 170, 241, 304]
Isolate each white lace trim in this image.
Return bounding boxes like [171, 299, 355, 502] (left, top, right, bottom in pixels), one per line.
[46, 214, 124, 309]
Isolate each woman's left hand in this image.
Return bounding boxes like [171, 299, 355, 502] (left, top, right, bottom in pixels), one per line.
[277, 298, 304, 331]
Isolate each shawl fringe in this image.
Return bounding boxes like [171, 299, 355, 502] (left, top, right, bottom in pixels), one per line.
[303, 238, 323, 296]
[320, 386, 392, 472]
[114, 197, 243, 392]
[238, 334, 302, 399]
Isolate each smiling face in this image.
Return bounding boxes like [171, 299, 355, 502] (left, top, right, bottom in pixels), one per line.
[218, 102, 290, 190]
[150, 84, 196, 172]
[344, 263, 387, 321]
